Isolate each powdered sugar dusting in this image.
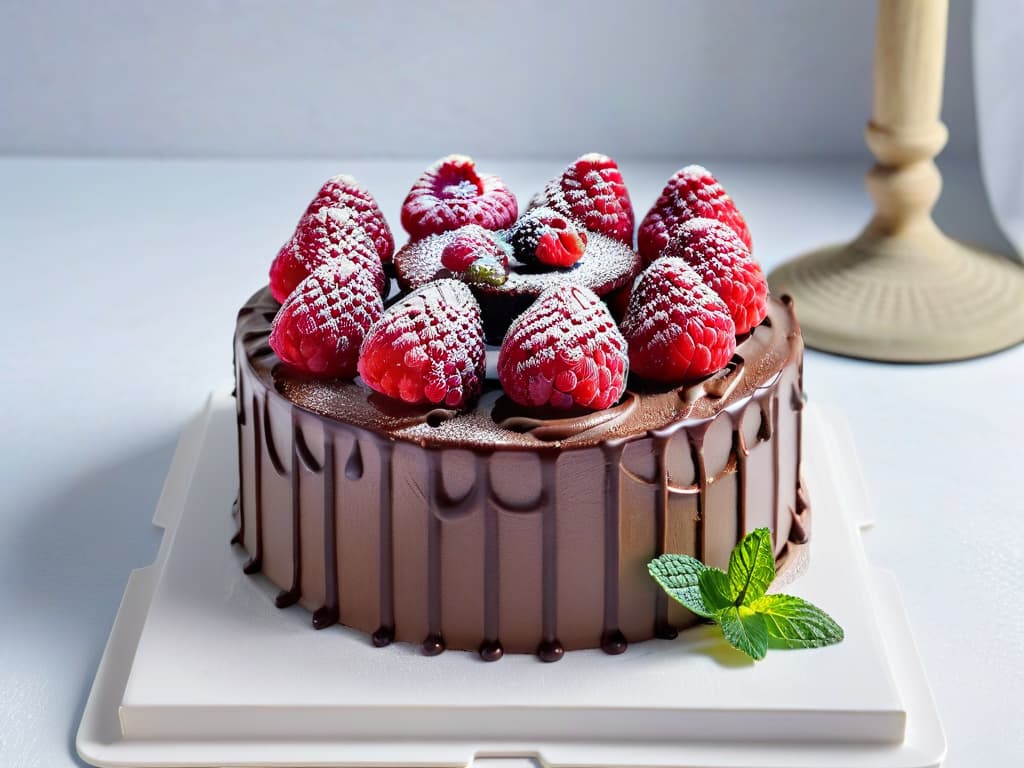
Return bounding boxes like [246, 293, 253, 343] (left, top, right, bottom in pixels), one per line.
[621, 256, 736, 383]
[302, 174, 395, 263]
[528, 153, 635, 244]
[400, 155, 518, 239]
[637, 165, 752, 266]
[395, 227, 639, 298]
[498, 284, 628, 410]
[269, 260, 384, 378]
[271, 216, 386, 301]
[664, 218, 768, 334]
[358, 279, 486, 408]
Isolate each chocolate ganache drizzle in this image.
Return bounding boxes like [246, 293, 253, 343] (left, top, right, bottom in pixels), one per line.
[233, 287, 809, 661]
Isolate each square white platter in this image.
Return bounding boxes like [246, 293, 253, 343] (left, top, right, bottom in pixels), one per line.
[76, 388, 945, 768]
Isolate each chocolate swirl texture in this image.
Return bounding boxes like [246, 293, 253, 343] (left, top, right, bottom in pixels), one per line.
[234, 287, 809, 660]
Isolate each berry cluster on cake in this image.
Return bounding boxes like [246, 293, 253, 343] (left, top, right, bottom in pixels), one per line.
[233, 154, 807, 662]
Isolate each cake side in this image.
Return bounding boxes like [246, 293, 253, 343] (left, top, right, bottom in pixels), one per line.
[233, 290, 807, 659]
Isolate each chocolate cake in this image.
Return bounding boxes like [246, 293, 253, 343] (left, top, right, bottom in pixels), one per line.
[232, 154, 809, 662]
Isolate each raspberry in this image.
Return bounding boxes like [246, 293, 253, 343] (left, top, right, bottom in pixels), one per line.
[530, 153, 634, 244]
[439, 225, 510, 287]
[620, 257, 736, 384]
[269, 260, 384, 378]
[302, 174, 395, 264]
[498, 285, 628, 411]
[401, 155, 518, 239]
[358, 279, 485, 408]
[506, 207, 588, 268]
[663, 218, 768, 335]
[637, 165, 751, 267]
[270, 208, 386, 303]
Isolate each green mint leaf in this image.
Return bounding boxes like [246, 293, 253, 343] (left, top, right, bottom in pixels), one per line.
[727, 527, 776, 606]
[716, 606, 768, 660]
[647, 554, 713, 618]
[750, 594, 845, 649]
[698, 567, 733, 612]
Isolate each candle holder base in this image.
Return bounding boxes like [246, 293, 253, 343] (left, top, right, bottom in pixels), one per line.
[768, 223, 1024, 362]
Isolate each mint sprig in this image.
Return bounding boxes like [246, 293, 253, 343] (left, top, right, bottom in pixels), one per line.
[647, 528, 844, 661]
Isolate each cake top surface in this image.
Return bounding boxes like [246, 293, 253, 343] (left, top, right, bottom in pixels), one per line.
[255, 153, 778, 431]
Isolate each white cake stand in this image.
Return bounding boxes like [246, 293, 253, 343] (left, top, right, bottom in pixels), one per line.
[75, 388, 945, 768]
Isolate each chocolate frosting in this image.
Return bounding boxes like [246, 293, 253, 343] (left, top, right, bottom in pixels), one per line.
[233, 288, 808, 661]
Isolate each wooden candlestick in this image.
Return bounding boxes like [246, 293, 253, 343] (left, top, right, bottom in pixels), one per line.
[768, 0, 1024, 362]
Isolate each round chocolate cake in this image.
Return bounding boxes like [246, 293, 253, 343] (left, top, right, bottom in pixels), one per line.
[233, 154, 809, 661]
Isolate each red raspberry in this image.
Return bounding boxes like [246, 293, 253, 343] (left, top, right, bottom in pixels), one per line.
[270, 208, 386, 303]
[637, 165, 752, 267]
[401, 155, 518, 239]
[303, 174, 395, 264]
[439, 225, 510, 286]
[663, 218, 768, 335]
[269, 260, 384, 378]
[498, 285, 628, 411]
[507, 207, 588, 268]
[530, 153, 634, 244]
[358, 279, 485, 408]
[621, 257, 736, 384]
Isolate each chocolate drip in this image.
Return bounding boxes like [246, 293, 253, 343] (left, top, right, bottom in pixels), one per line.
[374, 442, 396, 646]
[235, 362, 247, 426]
[232, 364, 246, 547]
[601, 441, 627, 655]
[758, 398, 774, 441]
[688, 430, 708, 563]
[791, 483, 810, 544]
[345, 440, 363, 480]
[537, 639, 564, 662]
[230, 497, 241, 546]
[241, 329, 271, 344]
[422, 634, 445, 656]
[430, 454, 486, 517]
[275, 415, 305, 610]
[480, 455, 501, 659]
[312, 437, 339, 630]
[372, 626, 394, 648]
[262, 398, 286, 476]
[539, 455, 560, 657]
[294, 426, 323, 473]
[479, 639, 504, 662]
[424, 451, 445, 653]
[734, 415, 749, 539]
[651, 432, 675, 639]
[242, 394, 263, 575]
[251, 344, 276, 361]
[771, 394, 781, 550]
[494, 393, 637, 443]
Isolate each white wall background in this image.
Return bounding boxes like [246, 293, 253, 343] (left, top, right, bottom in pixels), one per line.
[0, 0, 978, 160]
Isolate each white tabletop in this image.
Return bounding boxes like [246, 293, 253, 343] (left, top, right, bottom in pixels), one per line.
[1, 156, 1021, 767]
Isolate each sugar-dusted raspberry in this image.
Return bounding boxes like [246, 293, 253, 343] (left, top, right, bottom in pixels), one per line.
[400, 155, 518, 239]
[498, 285, 628, 410]
[663, 218, 768, 335]
[269, 260, 384, 378]
[439, 225, 510, 287]
[302, 174, 394, 264]
[506, 207, 588, 268]
[530, 153, 634, 244]
[621, 257, 736, 383]
[637, 165, 751, 266]
[358, 280, 485, 408]
[269, 208, 386, 303]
